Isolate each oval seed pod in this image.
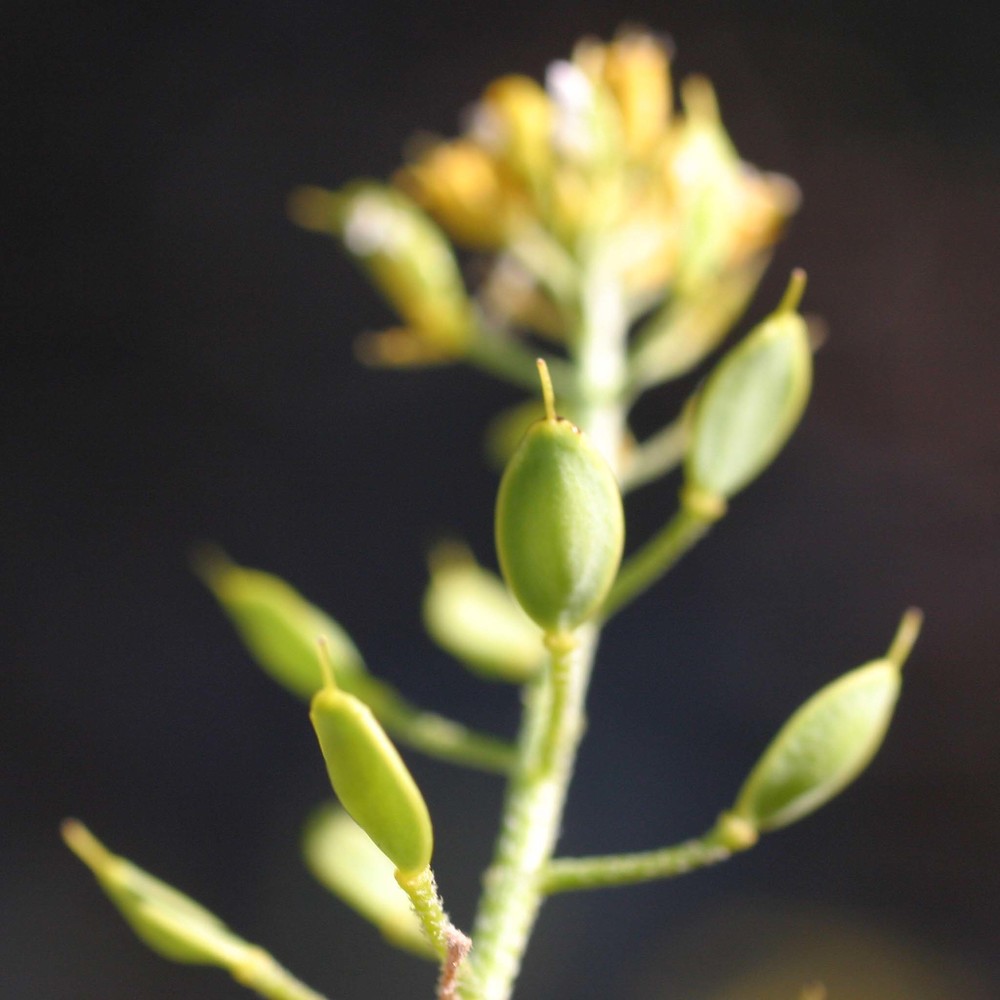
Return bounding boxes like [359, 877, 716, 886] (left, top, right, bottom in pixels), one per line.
[195, 548, 364, 700]
[310, 684, 433, 876]
[422, 541, 545, 682]
[685, 271, 812, 501]
[731, 610, 921, 832]
[495, 362, 625, 635]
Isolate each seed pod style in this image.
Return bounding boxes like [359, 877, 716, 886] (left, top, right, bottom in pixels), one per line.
[310, 682, 433, 876]
[495, 361, 624, 635]
[731, 610, 921, 832]
[685, 271, 812, 501]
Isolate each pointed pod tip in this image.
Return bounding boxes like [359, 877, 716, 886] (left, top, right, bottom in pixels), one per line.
[188, 543, 233, 588]
[778, 269, 808, 314]
[888, 607, 923, 669]
[61, 819, 110, 870]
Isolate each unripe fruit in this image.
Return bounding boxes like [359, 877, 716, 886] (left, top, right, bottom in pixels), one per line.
[685, 270, 812, 501]
[495, 361, 624, 635]
[731, 609, 920, 832]
[311, 681, 433, 877]
[61, 820, 246, 967]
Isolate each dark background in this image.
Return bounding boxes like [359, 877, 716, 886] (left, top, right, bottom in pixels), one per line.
[4, 2, 997, 998]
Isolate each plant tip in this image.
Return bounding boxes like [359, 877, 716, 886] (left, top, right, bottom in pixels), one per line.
[888, 607, 923, 668]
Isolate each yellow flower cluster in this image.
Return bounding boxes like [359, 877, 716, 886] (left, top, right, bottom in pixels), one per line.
[396, 30, 798, 298]
[292, 29, 799, 366]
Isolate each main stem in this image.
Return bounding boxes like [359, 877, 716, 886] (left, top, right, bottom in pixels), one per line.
[459, 258, 628, 1000]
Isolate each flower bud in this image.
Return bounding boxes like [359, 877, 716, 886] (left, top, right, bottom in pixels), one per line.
[311, 682, 433, 876]
[495, 361, 624, 636]
[422, 541, 545, 682]
[303, 805, 434, 958]
[685, 271, 812, 502]
[395, 139, 525, 250]
[195, 548, 364, 701]
[288, 182, 473, 359]
[731, 609, 921, 832]
[471, 74, 553, 186]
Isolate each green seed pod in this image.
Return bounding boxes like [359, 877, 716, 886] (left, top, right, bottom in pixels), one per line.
[732, 610, 921, 832]
[495, 361, 625, 636]
[195, 548, 364, 701]
[311, 680, 433, 876]
[685, 271, 812, 501]
[61, 820, 247, 967]
[303, 804, 435, 958]
[422, 541, 545, 682]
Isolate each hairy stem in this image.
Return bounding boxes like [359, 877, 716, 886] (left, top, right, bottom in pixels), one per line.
[541, 814, 758, 894]
[459, 256, 628, 1000]
[459, 628, 598, 1000]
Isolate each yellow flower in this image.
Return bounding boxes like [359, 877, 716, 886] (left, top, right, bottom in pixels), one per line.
[577, 30, 672, 160]
[394, 139, 525, 249]
[471, 75, 553, 186]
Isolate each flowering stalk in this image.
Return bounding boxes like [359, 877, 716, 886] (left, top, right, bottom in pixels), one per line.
[63, 27, 916, 1000]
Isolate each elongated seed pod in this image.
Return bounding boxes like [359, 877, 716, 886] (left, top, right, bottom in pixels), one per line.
[685, 271, 812, 500]
[310, 686, 433, 876]
[495, 362, 624, 635]
[195, 549, 364, 700]
[61, 820, 247, 967]
[732, 658, 901, 832]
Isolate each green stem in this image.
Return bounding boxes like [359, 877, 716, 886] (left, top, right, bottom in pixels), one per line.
[541, 813, 758, 894]
[459, 254, 628, 1000]
[619, 414, 689, 493]
[459, 628, 598, 1000]
[601, 502, 718, 620]
[396, 866, 460, 961]
[351, 676, 516, 774]
[465, 327, 559, 394]
[230, 949, 330, 1000]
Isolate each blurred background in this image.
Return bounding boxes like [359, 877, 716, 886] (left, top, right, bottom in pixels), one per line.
[3, 2, 997, 998]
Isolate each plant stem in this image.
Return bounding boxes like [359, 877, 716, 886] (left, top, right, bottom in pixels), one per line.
[230, 948, 330, 1000]
[396, 866, 461, 961]
[601, 503, 718, 620]
[459, 254, 628, 1000]
[355, 677, 516, 774]
[459, 627, 598, 1000]
[540, 814, 758, 894]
